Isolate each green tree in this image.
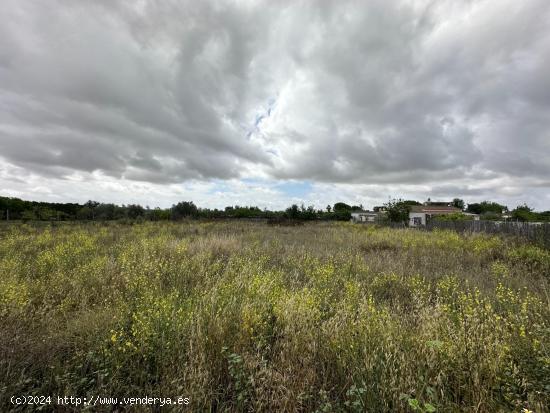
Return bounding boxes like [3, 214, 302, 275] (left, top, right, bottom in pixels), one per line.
[452, 198, 465, 210]
[127, 204, 145, 219]
[171, 201, 198, 220]
[467, 201, 507, 215]
[95, 203, 116, 220]
[511, 204, 536, 222]
[301, 204, 316, 220]
[285, 204, 300, 219]
[76, 206, 93, 220]
[385, 199, 412, 223]
[333, 202, 352, 212]
[20, 210, 37, 222]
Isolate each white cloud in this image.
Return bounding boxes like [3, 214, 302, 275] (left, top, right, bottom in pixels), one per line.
[1, 0, 549, 209]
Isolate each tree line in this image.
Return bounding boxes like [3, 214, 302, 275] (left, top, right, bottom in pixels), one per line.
[384, 198, 550, 223]
[0, 197, 363, 222]
[0, 196, 548, 223]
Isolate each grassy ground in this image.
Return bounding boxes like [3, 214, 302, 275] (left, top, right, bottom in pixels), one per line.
[0, 221, 549, 412]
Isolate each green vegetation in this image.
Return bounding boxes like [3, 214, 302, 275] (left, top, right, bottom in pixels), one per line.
[452, 198, 465, 210]
[0, 197, 354, 222]
[466, 201, 508, 215]
[433, 213, 474, 221]
[511, 205, 550, 222]
[384, 199, 421, 223]
[1, 222, 549, 412]
[3, 196, 550, 223]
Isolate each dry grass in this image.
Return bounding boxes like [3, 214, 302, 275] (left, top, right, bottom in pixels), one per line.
[0, 221, 549, 412]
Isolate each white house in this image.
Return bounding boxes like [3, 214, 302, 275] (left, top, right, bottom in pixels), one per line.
[351, 211, 382, 223]
[408, 204, 462, 227]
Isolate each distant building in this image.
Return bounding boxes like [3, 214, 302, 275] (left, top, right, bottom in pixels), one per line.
[351, 211, 385, 223]
[408, 204, 462, 227]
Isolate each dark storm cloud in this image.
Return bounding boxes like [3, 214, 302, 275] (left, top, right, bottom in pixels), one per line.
[0, 0, 273, 182]
[0, 0, 549, 195]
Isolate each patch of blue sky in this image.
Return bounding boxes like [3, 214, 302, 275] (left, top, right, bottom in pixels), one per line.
[238, 178, 312, 198]
[206, 180, 231, 194]
[240, 178, 265, 186]
[275, 181, 312, 198]
[246, 96, 278, 139]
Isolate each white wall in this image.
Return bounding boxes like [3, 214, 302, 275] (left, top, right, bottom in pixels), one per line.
[409, 212, 425, 227]
[351, 213, 378, 223]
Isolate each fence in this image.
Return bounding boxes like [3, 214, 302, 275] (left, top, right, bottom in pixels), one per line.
[425, 220, 550, 248]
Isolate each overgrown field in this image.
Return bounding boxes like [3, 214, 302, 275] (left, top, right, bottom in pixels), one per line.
[1, 222, 549, 412]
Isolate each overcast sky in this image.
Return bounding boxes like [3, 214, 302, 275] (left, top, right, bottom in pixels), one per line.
[1, 0, 549, 210]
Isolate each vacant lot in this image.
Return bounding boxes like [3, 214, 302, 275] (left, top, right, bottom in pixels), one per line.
[1, 222, 549, 412]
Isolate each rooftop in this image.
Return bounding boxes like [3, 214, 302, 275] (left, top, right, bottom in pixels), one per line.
[410, 205, 461, 214]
